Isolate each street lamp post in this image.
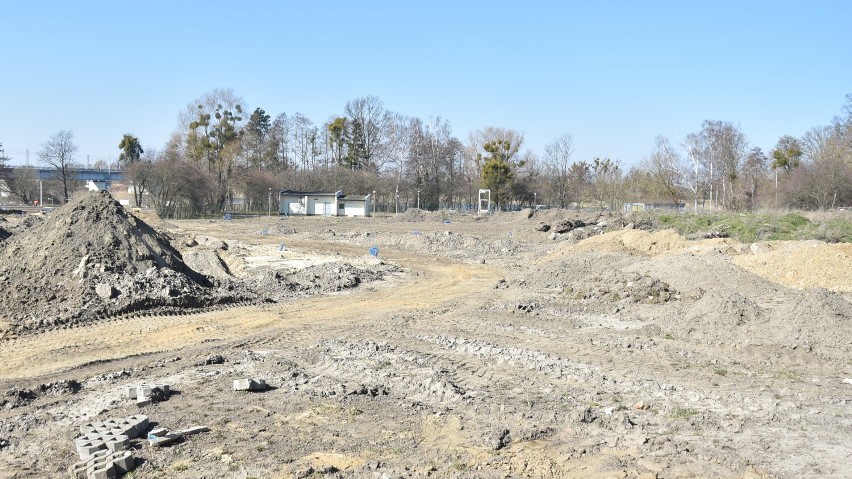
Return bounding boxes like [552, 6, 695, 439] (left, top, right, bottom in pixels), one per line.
[534, 192, 537, 209]
[417, 190, 420, 209]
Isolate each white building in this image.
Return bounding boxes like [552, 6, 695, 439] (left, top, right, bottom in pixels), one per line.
[278, 190, 372, 217]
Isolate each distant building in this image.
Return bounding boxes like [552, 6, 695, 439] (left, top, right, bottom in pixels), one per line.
[279, 190, 372, 217]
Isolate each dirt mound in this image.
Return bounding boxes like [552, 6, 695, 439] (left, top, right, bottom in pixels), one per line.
[733, 241, 852, 292]
[392, 208, 439, 222]
[770, 289, 852, 356]
[0, 191, 249, 335]
[625, 252, 784, 298]
[669, 287, 851, 359]
[250, 262, 398, 301]
[576, 229, 687, 255]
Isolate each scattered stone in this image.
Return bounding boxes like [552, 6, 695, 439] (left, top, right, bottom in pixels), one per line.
[233, 378, 267, 391]
[488, 428, 511, 450]
[94, 283, 116, 300]
[578, 407, 597, 424]
[535, 222, 551, 232]
[205, 354, 225, 365]
[37, 379, 82, 396]
[634, 401, 650, 410]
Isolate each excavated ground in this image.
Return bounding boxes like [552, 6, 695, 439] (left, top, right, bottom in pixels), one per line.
[0, 202, 850, 479]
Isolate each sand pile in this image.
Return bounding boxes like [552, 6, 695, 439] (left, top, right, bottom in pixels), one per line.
[733, 241, 852, 292]
[392, 208, 440, 222]
[0, 191, 251, 334]
[666, 287, 852, 359]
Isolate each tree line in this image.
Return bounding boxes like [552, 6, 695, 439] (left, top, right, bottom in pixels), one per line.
[2, 91, 850, 215]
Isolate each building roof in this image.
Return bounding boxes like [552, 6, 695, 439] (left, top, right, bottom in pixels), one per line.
[279, 189, 342, 197]
[339, 194, 369, 201]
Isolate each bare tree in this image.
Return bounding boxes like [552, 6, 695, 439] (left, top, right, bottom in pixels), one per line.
[0, 142, 10, 178]
[270, 112, 292, 171]
[681, 135, 705, 211]
[127, 147, 156, 207]
[742, 147, 768, 210]
[685, 121, 748, 210]
[543, 133, 574, 208]
[6, 167, 40, 205]
[39, 130, 78, 202]
[643, 136, 684, 206]
[344, 95, 390, 172]
[590, 157, 622, 211]
[291, 113, 316, 171]
[384, 113, 416, 203]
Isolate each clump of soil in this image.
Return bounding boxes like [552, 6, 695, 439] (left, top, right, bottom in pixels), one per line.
[564, 270, 679, 304]
[0, 191, 252, 335]
[252, 262, 399, 301]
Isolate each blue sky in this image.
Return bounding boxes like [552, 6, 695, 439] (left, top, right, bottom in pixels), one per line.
[2, 1, 850, 168]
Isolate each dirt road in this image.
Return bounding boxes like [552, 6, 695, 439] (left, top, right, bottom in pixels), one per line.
[0, 240, 498, 380]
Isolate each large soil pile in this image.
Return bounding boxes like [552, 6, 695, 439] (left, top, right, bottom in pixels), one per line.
[733, 241, 852, 292]
[0, 192, 250, 335]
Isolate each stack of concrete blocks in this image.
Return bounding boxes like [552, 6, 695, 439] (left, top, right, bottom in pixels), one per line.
[69, 414, 148, 478]
[123, 383, 170, 407]
[233, 378, 267, 391]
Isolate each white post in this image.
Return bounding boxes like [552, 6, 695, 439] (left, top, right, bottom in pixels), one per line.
[268, 188, 272, 216]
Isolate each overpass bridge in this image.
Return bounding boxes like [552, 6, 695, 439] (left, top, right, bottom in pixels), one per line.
[10, 166, 127, 189]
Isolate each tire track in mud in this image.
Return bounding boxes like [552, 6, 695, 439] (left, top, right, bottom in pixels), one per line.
[0, 248, 498, 380]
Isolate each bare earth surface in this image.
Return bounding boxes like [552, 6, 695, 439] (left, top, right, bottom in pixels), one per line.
[1, 199, 850, 478]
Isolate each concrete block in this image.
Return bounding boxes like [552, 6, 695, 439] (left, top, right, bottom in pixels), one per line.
[68, 458, 90, 478]
[127, 414, 149, 437]
[233, 378, 267, 391]
[76, 440, 105, 460]
[136, 397, 151, 407]
[147, 427, 168, 438]
[123, 386, 136, 399]
[85, 449, 111, 462]
[104, 435, 129, 452]
[102, 418, 121, 428]
[179, 425, 210, 436]
[148, 432, 182, 447]
[136, 385, 152, 398]
[110, 450, 134, 473]
[86, 461, 115, 479]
